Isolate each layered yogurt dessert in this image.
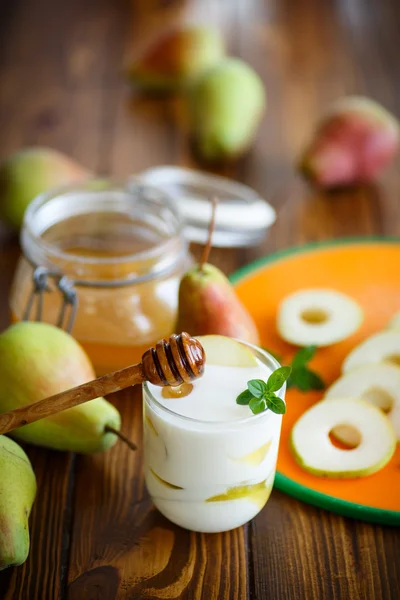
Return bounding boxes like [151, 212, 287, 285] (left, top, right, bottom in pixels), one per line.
[143, 335, 286, 532]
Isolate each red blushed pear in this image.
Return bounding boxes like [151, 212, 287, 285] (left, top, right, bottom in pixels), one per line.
[176, 200, 260, 345]
[125, 25, 225, 93]
[300, 96, 400, 188]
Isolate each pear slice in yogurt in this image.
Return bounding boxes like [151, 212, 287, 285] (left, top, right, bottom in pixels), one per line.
[236, 440, 272, 466]
[196, 335, 258, 367]
[206, 479, 272, 508]
[290, 398, 396, 478]
[145, 415, 159, 436]
[150, 469, 184, 490]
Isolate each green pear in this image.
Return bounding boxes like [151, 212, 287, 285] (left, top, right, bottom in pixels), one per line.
[0, 322, 121, 453]
[0, 435, 36, 570]
[126, 25, 225, 92]
[0, 147, 90, 229]
[188, 58, 266, 161]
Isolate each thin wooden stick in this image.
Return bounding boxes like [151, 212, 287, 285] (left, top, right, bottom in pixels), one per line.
[0, 332, 205, 438]
[0, 363, 145, 437]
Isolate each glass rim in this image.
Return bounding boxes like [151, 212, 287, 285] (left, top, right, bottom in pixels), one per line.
[22, 176, 185, 268]
[143, 341, 284, 428]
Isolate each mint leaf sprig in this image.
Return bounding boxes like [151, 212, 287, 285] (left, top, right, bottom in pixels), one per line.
[236, 366, 291, 415]
[262, 345, 325, 392]
[287, 346, 325, 391]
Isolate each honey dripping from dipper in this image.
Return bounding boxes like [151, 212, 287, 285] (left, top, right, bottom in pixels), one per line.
[162, 382, 193, 399]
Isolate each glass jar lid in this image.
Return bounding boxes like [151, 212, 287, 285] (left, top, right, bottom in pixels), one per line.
[138, 166, 276, 247]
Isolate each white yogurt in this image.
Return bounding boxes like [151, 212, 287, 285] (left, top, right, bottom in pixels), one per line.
[143, 356, 284, 533]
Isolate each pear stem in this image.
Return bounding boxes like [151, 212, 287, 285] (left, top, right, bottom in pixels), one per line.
[105, 425, 137, 451]
[199, 197, 218, 272]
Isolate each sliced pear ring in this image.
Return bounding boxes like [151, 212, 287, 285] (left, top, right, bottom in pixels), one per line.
[325, 363, 400, 442]
[290, 398, 396, 478]
[277, 289, 363, 347]
[388, 310, 400, 330]
[342, 330, 400, 372]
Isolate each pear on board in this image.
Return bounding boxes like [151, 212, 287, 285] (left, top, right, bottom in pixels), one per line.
[0, 147, 90, 229]
[126, 25, 225, 93]
[0, 435, 36, 571]
[290, 397, 396, 478]
[0, 322, 121, 453]
[176, 201, 260, 345]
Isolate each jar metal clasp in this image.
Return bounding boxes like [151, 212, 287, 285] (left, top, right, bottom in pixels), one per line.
[23, 267, 78, 333]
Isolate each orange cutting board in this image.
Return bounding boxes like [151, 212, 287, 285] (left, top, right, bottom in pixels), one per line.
[231, 238, 400, 525]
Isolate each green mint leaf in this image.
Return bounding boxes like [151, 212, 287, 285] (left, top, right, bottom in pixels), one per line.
[291, 345, 316, 368]
[249, 397, 267, 414]
[290, 367, 325, 392]
[236, 389, 254, 405]
[286, 376, 295, 390]
[310, 374, 325, 391]
[266, 366, 292, 392]
[265, 394, 286, 414]
[262, 347, 282, 363]
[301, 369, 325, 391]
[247, 379, 268, 398]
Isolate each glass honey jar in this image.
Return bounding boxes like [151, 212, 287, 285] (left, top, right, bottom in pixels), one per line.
[9, 167, 276, 374]
[9, 178, 191, 374]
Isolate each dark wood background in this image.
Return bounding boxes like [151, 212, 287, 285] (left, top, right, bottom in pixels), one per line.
[0, 0, 400, 598]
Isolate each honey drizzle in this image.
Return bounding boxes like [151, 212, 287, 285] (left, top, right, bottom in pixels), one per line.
[162, 383, 193, 399]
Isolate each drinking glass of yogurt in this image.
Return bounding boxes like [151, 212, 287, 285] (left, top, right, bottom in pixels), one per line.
[143, 335, 286, 533]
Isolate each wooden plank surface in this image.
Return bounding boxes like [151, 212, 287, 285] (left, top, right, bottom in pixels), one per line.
[0, 0, 400, 599]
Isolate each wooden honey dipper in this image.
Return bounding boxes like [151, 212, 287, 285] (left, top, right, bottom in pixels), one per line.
[0, 332, 205, 440]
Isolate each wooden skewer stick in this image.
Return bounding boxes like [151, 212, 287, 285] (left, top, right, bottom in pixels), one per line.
[0, 332, 205, 437]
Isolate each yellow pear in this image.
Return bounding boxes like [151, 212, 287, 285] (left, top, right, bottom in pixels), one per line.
[0, 322, 121, 453]
[0, 147, 90, 229]
[0, 435, 36, 570]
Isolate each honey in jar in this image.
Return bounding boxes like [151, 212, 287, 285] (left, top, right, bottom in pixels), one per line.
[10, 179, 191, 374]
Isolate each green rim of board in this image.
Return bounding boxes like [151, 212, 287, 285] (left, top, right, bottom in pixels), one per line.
[230, 236, 400, 526]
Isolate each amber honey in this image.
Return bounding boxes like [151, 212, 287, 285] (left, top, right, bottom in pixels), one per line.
[161, 382, 193, 399]
[10, 179, 191, 374]
[9, 310, 153, 372]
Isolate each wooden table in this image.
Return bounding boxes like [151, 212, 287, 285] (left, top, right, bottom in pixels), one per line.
[1, 1, 400, 598]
